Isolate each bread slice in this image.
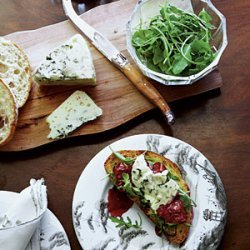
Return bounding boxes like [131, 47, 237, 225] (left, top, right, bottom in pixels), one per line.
[105, 150, 192, 245]
[33, 34, 96, 85]
[0, 37, 32, 108]
[0, 79, 18, 146]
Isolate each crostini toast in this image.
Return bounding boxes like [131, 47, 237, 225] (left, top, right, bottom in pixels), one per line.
[105, 150, 193, 244]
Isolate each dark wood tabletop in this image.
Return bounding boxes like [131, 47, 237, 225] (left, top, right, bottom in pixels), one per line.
[0, 0, 249, 249]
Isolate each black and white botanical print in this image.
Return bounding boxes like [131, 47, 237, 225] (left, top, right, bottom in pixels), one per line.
[41, 231, 69, 250]
[146, 135, 227, 250]
[74, 199, 155, 250]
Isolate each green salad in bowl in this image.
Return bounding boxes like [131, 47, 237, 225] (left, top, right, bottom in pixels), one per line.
[127, 0, 227, 85]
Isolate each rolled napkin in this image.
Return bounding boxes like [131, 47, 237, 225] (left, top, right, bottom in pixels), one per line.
[0, 179, 47, 250]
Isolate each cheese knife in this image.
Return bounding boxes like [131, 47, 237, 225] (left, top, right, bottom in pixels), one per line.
[62, 0, 175, 125]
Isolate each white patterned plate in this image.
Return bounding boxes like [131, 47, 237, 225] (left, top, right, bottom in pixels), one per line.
[0, 191, 70, 250]
[73, 134, 227, 250]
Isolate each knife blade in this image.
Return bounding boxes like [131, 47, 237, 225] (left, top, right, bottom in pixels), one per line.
[62, 0, 175, 125]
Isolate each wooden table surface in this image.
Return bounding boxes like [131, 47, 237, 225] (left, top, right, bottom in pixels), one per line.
[0, 0, 249, 249]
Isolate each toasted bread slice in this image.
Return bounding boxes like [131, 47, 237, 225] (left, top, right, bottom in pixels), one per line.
[105, 150, 192, 245]
[0, 80, 18, 146]
[0, 37, 32, 108]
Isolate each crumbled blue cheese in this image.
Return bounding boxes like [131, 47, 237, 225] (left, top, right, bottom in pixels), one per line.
[47, 91, 102, 139]
[33, 34, 96, 85]
[131, 154, 179, 211]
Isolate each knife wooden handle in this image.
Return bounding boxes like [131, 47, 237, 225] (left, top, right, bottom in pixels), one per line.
[121, 63, 175, 125]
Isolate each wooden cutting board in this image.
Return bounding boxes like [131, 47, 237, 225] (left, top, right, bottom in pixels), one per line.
[0, 0, 222, 151]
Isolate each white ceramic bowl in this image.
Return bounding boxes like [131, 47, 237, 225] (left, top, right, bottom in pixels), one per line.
[127, 0, 227, 85]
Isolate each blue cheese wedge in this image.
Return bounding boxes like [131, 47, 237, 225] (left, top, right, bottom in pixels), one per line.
[131, 154, 179, 211]
[33, 34, 96, 85]
[47, 91, 102, 139]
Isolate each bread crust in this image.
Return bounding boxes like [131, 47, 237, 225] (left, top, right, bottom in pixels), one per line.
[0, 37, 32, 108]
[13, 43, 32, 108]
[0, 80, 18, 146]
[104, 150, 192, 245]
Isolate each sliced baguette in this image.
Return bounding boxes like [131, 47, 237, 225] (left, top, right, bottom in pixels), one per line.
[0, 79, 18, 146]
[104, 150, 192, 245]
[0, 37, 32, 108]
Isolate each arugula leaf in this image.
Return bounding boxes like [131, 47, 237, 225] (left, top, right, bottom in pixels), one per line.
[120, 173, 134, 195]
[178, 189, 197, 212]
[119, 173, 145, 200]
[153, 46, 164, 65]
[199, 8, 214, 29]
[109, 213, 142, 229]
[147, 59, 161, 72]
[179, 192, 191, 212]
[191, 39, 211, 53]
[132, 186, 141, 195]
[109, 147, 135, 165]
[172, 52, 189, 75]
[168, 172, 179, 181]
[100, 172, 114, 181]
[149, 210, 177, 235]
[144, 156, 160, 164]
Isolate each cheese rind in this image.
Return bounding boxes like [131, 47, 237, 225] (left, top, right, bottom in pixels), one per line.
[33, 34, 96, 85]
[47, 91, 102, 139]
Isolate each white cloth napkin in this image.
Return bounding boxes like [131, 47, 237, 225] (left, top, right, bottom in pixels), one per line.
[0, 179, 47, 250]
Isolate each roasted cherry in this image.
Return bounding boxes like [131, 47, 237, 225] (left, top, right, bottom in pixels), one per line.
[151, 162, 166, 174]
[157, 199, 187, 224]
[113, 162, 132, 187]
